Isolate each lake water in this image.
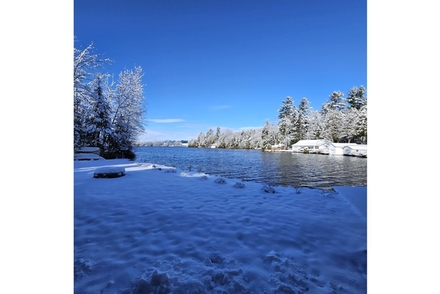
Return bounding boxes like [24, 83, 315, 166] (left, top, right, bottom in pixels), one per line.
[134, 146, 367, 189]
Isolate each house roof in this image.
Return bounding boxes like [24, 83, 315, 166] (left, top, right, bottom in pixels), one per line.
[344, 145, 368, 150]
[330, 143, 359, 147]
[293, 140, 326, 146]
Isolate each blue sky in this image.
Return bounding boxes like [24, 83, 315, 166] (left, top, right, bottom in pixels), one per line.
[74, 0, 367, 142]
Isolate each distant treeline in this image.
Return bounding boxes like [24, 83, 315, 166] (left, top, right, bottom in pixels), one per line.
[188, 86, 367, 150]
[135, 140, 188, 147]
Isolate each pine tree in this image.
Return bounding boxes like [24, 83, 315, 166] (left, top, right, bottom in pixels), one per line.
[306, 110, 324, 140]
[261, 120, 278, 150]
[83, 74, 114, 154]
[347, 85, 367, 110]
[323, 90, 346, 112]
[356, 105, 367, 143]
[261, 120, 270, 150]
[320, 90, 348, 142]
[74, 41, 112, 148]
[297, 97, 311, 140]
[277, 96, 298, 147]
[322, 108, 344, 142]
[196, 132, 205, 147]
[340, 108, 358, 143]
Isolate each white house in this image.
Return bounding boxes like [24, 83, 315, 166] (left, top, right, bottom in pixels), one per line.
[329, 143, 358, 156]
[292, 140, 327, 153]
[267, 143, 286, 151]
[343, 145, 367, 157]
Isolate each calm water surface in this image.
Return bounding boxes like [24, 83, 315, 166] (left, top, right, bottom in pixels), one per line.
[134, 146, 367, 189]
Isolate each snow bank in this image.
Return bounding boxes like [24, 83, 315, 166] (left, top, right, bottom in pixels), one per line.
[74, 159, 367, 293]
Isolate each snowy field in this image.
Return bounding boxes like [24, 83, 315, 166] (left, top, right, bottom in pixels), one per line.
[74, 159, 367, 294]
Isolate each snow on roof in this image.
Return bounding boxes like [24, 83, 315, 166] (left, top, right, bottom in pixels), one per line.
[293, 140, 326, 146]
[344, 145, 368, 150]
[330, 143, 359, 147]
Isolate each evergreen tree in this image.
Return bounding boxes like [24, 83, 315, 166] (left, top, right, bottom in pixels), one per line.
[320, 90, 348, 142]
[261, 120, 270, 150]
[74, 41, 111, 148]
[249, 128, 263, 149]
[306, 110, 324, 140]
[322, 108, 344, 142]
[355, 105, 367, 143]
[297, 97, 311, 140]
[196, 132, 205, 147]
[340, 108, 358, 143]
[277, 96, 298, 147]
[84, 74, 114, 154]
[204, 128, 215, 147]
[215, 126, 221, 141]
[188, 138, 198, 148]
[107, 115, 131, 157]
[261, 120, 278, 150]
[347, 85, 367, 110]
[323, 90, 346, 112]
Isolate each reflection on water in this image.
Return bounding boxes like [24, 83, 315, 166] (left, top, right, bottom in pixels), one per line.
[134, 146, 367, 189]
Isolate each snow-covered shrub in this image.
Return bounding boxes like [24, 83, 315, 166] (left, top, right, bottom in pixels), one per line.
[214, 177, 227, 184]
[261, 185, 276, 193]
[233, 182, 246, 189]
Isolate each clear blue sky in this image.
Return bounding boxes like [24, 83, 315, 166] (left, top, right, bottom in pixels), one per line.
[74, 0, 367, 142]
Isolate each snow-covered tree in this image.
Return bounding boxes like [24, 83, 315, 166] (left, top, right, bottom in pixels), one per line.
[74, 41, 147, 159]
[83, 74, 114, 153]
[347, 86, 367, 142]
[188, 86, 367, 150]
[323, 90, 346, 112]
[340, 108, 358, 142]
[261, 120, 279, 150]
[195, 132, 205, 147]
[356, 105, 367, 143]
[74, 41, 112, 148]
[306, 110, 324, 140]
[203, 128, 215, 147]
[321, 108, 344, 142]
[320, 90, 349, 142]
[347, 85, 367, 110]
[248, 128, 263, 149]
[236, 130, 247, 149]
[220, 129, 235, 148]
[277, 96, 298, 147]
[105, 66, 146, 158]
[297, 97, 311, 140]
[215, 126, 221, 141]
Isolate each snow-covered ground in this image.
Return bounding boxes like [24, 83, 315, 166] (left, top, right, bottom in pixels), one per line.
[74, 159, 366, 293]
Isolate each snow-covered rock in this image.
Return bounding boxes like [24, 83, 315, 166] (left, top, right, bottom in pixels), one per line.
[93, 167, 125, 178]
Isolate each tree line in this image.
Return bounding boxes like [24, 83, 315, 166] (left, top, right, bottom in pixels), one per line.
[74, 41, 146, 159]
[188, 86, 367, 150]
